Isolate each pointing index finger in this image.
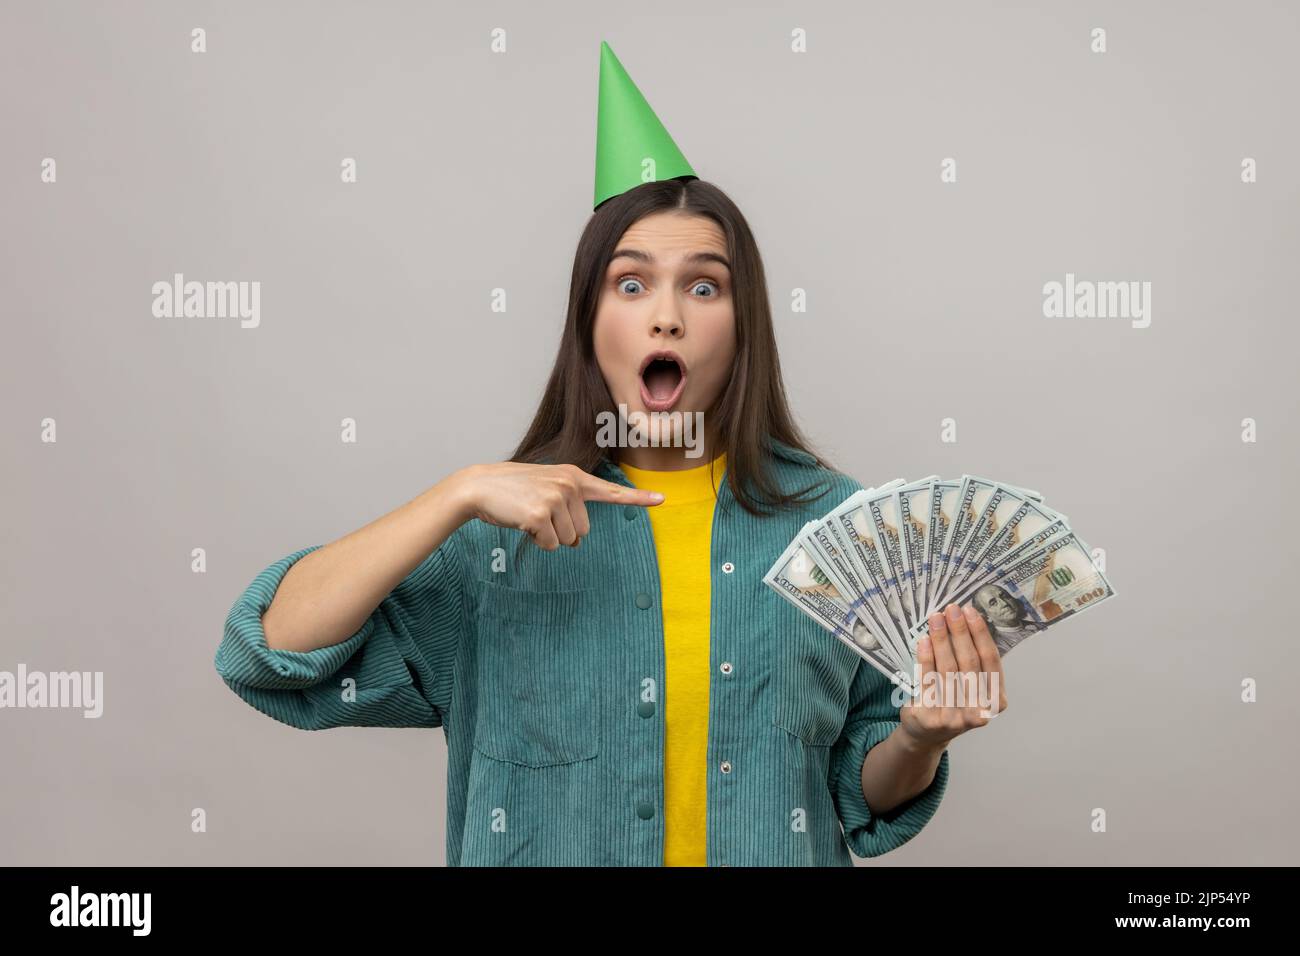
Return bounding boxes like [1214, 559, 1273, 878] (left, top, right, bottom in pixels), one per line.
[579, 472, 665, 507]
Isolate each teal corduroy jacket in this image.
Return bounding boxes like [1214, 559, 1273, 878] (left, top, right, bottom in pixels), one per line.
[214, 440, 950, 865]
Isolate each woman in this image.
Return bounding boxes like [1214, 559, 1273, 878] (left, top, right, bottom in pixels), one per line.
[215, 43, 1006, 867]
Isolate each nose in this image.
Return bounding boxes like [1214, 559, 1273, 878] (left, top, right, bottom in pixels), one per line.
[649, 307, 684, 339]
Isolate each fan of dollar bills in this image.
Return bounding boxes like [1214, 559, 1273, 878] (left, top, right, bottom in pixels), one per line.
[763, 475, 1116, 694]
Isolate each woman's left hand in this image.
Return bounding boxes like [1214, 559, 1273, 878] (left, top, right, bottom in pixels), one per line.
[899, 602, 1008, 750]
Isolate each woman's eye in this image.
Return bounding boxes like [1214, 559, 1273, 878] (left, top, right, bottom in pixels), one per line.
[616, 276, 720, 296]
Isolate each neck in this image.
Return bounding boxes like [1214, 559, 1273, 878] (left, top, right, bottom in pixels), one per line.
[616, 442, 717, 472]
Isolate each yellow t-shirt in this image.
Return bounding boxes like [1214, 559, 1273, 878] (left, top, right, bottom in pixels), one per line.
[620, 452, 725, 867]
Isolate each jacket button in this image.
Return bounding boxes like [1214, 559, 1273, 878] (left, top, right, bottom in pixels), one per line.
[722, 561, 735, 573]
[636, 801, 655, 820]
[720, 760, 733, 774]
[635, 592, 652, 610]
[636, 700, 655, 718]
[623, 506, 638, 521]
[719, 661, 733, 676]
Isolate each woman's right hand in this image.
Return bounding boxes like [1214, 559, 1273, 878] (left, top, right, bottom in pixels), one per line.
[449, 462, 664, 551]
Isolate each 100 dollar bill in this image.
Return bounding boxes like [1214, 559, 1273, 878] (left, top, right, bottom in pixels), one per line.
[764, 530, 915, 692]
[909, 531, 1115, 657]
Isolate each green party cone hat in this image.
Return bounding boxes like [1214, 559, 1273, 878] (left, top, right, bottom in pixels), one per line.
[594, 40, 697, 209]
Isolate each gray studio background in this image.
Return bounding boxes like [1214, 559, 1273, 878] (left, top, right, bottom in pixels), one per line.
[3, 1, 1298, 866]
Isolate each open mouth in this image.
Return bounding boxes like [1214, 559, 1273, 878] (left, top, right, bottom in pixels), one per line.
[638, 350, 687, 412]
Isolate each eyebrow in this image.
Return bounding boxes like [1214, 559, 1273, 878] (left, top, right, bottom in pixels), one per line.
[609, 248, 732, 271]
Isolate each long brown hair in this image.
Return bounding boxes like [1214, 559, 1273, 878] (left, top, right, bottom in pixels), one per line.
[509, 178, 831, 515]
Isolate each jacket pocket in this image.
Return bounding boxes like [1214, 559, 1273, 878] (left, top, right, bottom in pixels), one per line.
[472, 580, 601, 767]
[771, 615, 859, 747]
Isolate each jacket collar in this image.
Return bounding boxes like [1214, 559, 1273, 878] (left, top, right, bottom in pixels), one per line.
[767, 438, 818, 466]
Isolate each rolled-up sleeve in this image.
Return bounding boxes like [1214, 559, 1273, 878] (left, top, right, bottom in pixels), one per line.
[828, 660, 950, 858]
[214, 534, 468, 732]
